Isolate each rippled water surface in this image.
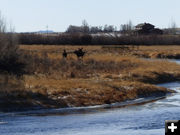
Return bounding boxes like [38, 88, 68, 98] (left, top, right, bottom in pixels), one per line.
[0, 82, 180, 135]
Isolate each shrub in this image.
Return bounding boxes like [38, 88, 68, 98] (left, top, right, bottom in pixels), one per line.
[0, 13, 25, 76]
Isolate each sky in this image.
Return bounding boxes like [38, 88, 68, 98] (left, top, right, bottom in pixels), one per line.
[0, 0, 179, 32]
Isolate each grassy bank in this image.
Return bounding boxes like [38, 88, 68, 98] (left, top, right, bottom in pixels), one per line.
[1, 45, 180, 112]
[132, 45, 180, 59]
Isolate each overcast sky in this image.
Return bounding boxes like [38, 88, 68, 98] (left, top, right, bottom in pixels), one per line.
[0, 0, 179, 32]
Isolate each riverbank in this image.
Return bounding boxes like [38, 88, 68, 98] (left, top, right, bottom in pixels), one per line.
[0, 82, 174, 112]
[132, 45, 180, 59]
[2, 82, 179, 135]
[1, 45, 180, 112]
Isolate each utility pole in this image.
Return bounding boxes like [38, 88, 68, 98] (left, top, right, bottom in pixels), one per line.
[46, 25, 49, 36]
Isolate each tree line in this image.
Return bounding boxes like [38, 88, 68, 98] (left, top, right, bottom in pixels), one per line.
[18, 20, 180, 45]
[18, 33, 180, 45]
[66, 20, 118, 34]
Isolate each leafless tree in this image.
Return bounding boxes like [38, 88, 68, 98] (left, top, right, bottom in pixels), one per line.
[0, 12, 23, 76]
[0, 12, 18, 58]
[103, 25, 115, 33]
[82, 19, 90, 33]
[169, 21, 177, 35]
[120, 20, 134, 35]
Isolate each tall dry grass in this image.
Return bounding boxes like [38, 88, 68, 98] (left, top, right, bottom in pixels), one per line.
[19, 45, 180, 82]
[2, 44, 180, 111]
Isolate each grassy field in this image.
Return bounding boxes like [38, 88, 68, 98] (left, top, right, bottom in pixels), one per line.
[1, 45, 180, 111]
[132, 45, 180, 58]
[20, 45, 180, 59]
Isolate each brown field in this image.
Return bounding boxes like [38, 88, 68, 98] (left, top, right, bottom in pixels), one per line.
[20, 45, 180, 59]
[1, 45, 180, 111]
[133, 45, 180, 58]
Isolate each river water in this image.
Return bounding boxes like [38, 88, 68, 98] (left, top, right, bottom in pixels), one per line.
[1, 61, 180, 135]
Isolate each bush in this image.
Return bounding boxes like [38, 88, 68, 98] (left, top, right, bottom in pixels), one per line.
[0, 13, 25, 76]
[18, 33, 180, 46]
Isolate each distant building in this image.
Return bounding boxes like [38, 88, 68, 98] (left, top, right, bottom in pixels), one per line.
[136, 23, 154, 30]
[135, 23, 163, 35]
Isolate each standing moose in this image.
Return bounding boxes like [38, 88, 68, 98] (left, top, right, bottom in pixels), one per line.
[62, 49, 67, 58]
[73, 48, 86, 59]
[62, 48, 86, 60]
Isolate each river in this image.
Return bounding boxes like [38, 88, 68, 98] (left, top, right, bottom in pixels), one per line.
[0, 60, 180, 135]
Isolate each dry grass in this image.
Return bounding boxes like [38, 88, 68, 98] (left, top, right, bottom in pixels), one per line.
[20, 45, 101, 54]
[1, 45, 180, 111]
[23, 76, 171, 107]
[20, 45, 180, 59]
[131, 45, 180, 59]
[139, 45, 180, 51]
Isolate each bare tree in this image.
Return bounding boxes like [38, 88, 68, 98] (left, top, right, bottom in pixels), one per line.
[169, 21, 177, 35]
[90, 26, 99, 33]
[82, 19, 90, 33]
[0, 12, 18, 57]
[120, 20, 134, 35]
[0, 12, 22, 75]
[104, 25, 115, 33]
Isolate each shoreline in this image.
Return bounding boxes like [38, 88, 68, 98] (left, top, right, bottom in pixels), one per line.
[0, 87, 175, 113]
[0, 92, 174, 115]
